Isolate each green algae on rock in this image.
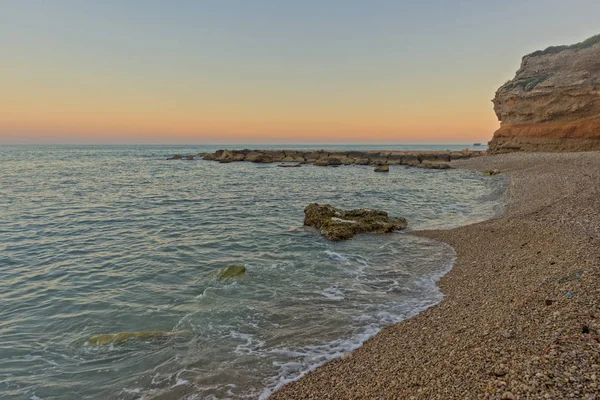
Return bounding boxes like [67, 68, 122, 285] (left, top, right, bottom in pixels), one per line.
[88, 331, 189, 346]
[304, 203, 407, 241]
[213, 264, 247, 280]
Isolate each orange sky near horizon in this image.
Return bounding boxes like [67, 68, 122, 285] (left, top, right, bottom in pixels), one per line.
[2, 1, 598, 144]
[1, 61, 500, 143]
[1, 95, 499, 143]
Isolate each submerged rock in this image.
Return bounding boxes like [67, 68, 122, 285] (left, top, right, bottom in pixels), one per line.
[213, 264, 246, 279]
[304, 203, 407, 241]
[88, 331, 189, 346]
[374, 165, 389, 172]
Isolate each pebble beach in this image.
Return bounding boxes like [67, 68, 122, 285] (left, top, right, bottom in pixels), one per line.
[272, 152, 600, 399]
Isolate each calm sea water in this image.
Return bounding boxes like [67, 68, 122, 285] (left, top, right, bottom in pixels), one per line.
[0, 145, 503, 399]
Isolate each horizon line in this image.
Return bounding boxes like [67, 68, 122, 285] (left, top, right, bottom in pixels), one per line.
[0, 141, 488, 146]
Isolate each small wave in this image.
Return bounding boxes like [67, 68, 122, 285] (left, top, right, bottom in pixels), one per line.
[259, 325, 382, 399]
[259, 242, 457, 399]
[321, 286, 345, 300]
[230, 331, 265, 356]
[323, 250, 350, 263]
[12, 354, 43, 362]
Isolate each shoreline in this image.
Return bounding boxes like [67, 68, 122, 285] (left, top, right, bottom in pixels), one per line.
[272, 152, 600, 399]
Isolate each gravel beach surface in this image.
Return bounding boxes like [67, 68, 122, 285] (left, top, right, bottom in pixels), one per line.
[272, 152, 600, 399]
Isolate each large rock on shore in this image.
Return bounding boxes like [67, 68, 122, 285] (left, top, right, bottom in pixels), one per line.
[489, 34, 600, 153]
[304, 203, 407, 241]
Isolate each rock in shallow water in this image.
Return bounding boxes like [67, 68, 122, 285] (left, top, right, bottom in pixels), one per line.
[303, 203, 407, 241]
[374, 165, 389, 172]
[213, 264, 246, 279]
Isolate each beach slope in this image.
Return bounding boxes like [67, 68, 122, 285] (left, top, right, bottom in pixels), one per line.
[272, 152, 600, 399]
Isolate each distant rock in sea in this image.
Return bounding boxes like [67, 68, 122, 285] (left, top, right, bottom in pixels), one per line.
[303, 203, 407, 241]
[489, 34, 600, 153]
[173, 149, 484, 168]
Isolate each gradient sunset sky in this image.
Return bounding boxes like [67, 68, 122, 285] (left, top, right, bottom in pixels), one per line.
[2, 1, 599, 144]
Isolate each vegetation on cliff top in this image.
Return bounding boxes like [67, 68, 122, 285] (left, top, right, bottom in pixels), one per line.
[502, 73, 552, 92]
[528, 33, 600, 57]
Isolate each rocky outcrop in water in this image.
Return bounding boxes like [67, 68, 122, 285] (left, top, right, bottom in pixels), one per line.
[304, 203, 407, 241]
[416, 161, 452, 170]
[169, 149, 482, 168]
[489, 34, 600, 153]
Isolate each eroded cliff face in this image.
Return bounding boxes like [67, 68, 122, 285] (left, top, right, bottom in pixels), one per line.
[489, 34, 600, 153]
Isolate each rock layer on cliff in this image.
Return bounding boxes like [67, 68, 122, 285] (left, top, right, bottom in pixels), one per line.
[489, 34, 600, 153]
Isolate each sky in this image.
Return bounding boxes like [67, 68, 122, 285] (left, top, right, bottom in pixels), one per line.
[1, 0, 599, 144]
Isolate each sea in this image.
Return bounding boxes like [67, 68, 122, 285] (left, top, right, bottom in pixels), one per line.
[0, 144, 506, 399]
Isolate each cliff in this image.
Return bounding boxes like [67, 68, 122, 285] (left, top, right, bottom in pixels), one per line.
[489, 34, 600, 153]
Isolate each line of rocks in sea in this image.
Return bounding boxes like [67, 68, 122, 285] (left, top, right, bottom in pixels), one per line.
[168, 149, 485, 169]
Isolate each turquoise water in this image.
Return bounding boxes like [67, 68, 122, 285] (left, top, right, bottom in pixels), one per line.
[0, 145, 503, 399]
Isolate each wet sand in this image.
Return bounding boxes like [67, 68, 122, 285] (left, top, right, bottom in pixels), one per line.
[272, 152, 600, 399]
